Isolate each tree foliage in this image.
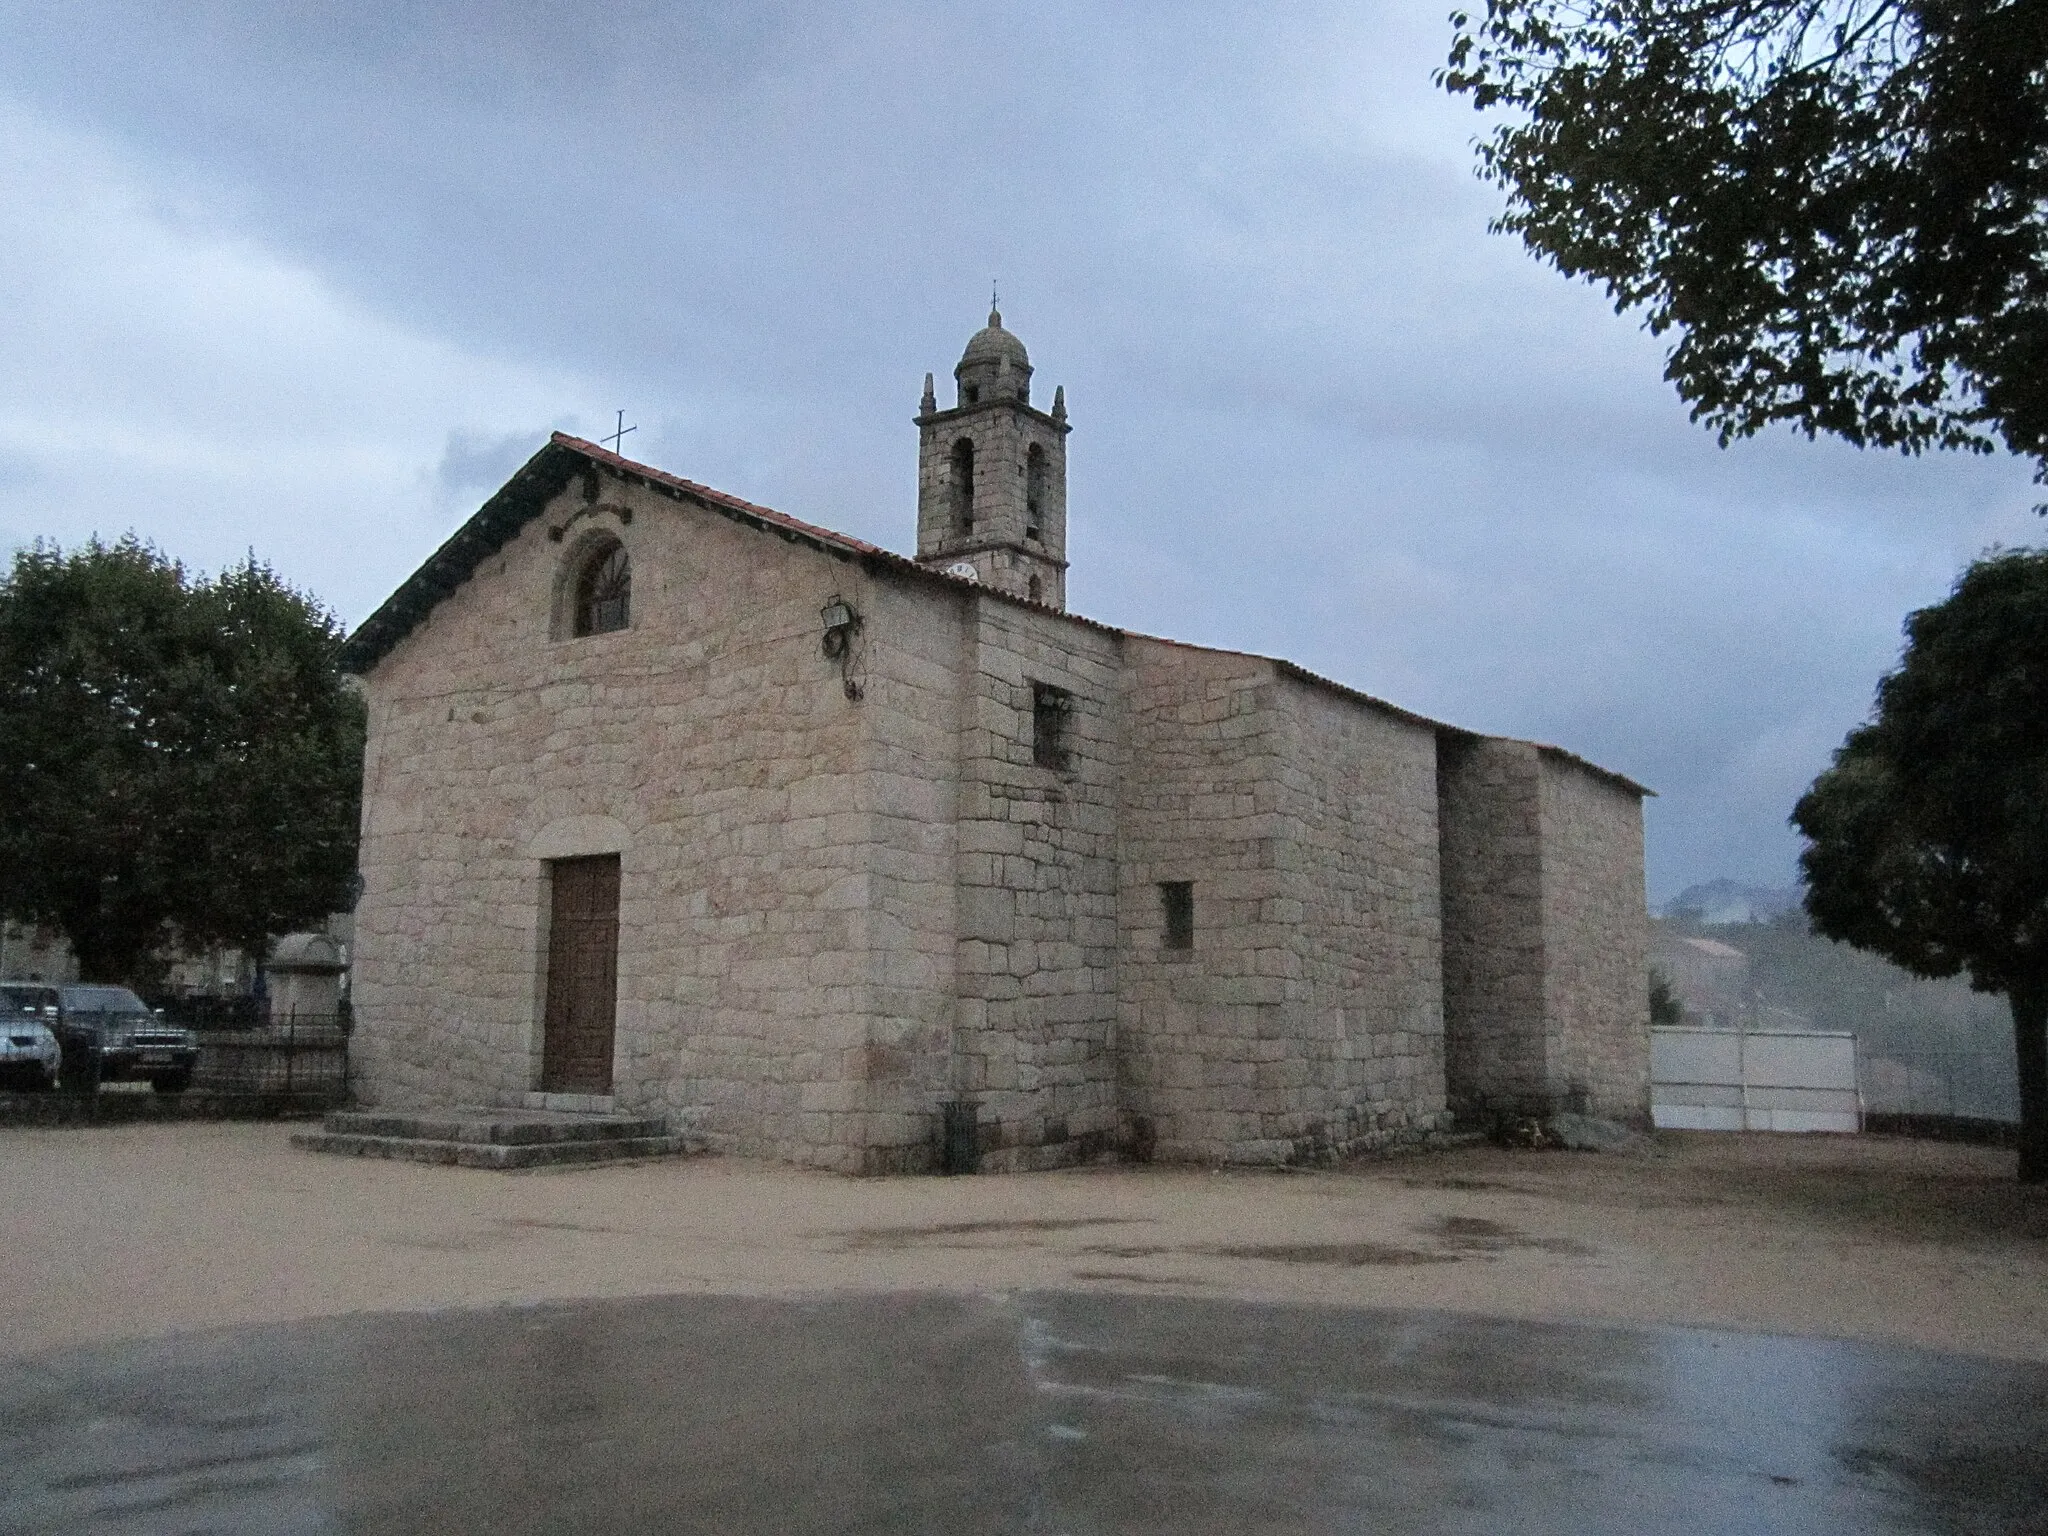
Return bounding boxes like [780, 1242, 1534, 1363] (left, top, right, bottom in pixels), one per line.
[1648, 968, 1686, 1024]
[0, 537, 365, 984]
[1792, 548, 2048, 1179]
[1441, 0, 2048, 485]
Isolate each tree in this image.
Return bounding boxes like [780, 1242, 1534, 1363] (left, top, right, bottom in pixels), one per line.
[1440, 0, 2048, 488]
[1792, 548, 2048, 1181]
[1649, 968, 1686, 1024]
[0, 537, 365, 985]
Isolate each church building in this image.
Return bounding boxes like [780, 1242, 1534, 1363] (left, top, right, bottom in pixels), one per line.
[341, 311, 1651, 1172]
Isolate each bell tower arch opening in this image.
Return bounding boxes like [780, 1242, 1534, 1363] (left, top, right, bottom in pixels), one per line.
[1025, 443, 1047, 542]
[950, 438, 976, 536]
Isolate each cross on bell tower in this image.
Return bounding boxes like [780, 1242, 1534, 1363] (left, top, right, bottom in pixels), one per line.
[914, 307, 1071, 610]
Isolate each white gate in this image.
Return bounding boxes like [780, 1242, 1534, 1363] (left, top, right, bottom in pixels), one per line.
[1651, 1027, 1861, 1132]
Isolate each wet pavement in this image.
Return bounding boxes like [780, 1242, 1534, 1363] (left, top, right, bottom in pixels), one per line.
[2, 1292, 2043, 1534]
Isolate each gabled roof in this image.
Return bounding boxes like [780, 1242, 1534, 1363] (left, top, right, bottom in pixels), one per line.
[1113, 635, 1653, 797]
[341, 434, 1652, 797]
[341, 434, 877, 673]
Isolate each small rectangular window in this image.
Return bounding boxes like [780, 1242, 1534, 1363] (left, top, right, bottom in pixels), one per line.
[1160, 881, 1194, 951]
[1032, 682, 1071, 770]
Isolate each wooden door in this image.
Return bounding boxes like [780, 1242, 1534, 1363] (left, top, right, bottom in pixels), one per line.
[541, 855, 620, 1093]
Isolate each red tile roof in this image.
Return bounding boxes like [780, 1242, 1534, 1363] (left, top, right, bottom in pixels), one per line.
[342, 434, 1651, 797]
[557, 434, 891, 560]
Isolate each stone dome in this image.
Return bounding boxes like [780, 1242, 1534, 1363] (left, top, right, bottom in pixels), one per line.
[958, 308, 1030, 372]
[954, 308, 1033, 404]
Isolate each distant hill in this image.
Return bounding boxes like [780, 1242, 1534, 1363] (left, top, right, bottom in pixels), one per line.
[1661, 879, 1801, 925]
[1651, 913, 2017, 1122]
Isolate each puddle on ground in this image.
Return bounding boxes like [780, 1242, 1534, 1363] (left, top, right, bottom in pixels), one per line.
[383, 1233, 502, 1253]
[6, 1293, 2043, 1533]
[834, 1217, 1152, 1250]
[1205, 1242, 1459, 1267]
[1440, 1215, 1509, 1237]
[830, 1214, 1592, 1265]
[391, 1216, 628, 1249]
[1066, 1219, 1598, 1268]
[1078, 1241, 1456, 1268]
[1424, 1215, 1596, 1257]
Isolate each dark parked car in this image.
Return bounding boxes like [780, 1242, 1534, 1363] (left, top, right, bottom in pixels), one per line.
[0, 989, 62, 1091]
[0, 982, 198, 1093]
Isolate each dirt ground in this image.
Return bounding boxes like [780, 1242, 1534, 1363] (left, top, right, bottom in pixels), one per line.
[3, 1123, 2043, 1364]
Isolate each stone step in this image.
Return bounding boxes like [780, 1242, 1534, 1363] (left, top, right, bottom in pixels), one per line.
[291, 1128, 698, 1170]
[321, 1107, 669, 1146]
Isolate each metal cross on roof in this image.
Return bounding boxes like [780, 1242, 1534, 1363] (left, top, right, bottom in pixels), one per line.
[602, 410, 637, 455]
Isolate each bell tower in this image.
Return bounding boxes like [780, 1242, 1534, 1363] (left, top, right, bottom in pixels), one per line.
[915, 308, 1071, 610]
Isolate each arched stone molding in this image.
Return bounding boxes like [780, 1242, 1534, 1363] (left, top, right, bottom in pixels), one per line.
[548, 522, 634, 641]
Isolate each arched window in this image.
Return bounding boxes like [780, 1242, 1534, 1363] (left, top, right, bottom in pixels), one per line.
[950, 439, 976, 535]
[1025, 443, 1047, 539]
[1028, 574, 1043, 604]
[572, 540, 630, 636]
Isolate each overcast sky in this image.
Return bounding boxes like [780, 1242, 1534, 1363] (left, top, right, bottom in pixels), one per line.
[1, 0, 2038, 905]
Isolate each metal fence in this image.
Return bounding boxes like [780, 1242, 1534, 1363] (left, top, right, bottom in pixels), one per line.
[0, 1014, 350, 1126]
[1860, 1030, 2019, 1124]
[155, 994, 268, 1031]
[191, 1015, 350, 1103]
[1651, 1026, 1862, 1132]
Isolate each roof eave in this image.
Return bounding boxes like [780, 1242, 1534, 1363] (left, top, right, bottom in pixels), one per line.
[337, 437, 1652, 801]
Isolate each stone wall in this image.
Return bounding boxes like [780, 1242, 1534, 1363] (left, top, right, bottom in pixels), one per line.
[1436, 734, 1548, 1121]
[915, 401, 1069, 610]
[1537, 752, 1651, 1125]
[1117, 641, 1286, 1162]
[835, 570, 963, 1171]
[351, 445, 1650, 1172]
[353, 467, 891, 1170]
[942, 595, 1123, 1171]
[352, 461, 1130, 1174]
[1272, 676, 1447, 1158]
[1435, 733, 1650, 1126]
[1116, 644, 1447, 1164]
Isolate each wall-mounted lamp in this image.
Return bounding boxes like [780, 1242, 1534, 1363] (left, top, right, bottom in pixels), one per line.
[820, 597, 858, 654]
[820, 595, 863, 700]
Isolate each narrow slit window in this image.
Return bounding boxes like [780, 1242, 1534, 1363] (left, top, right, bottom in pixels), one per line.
[1024, 443, 1046, 540]
[950, 438, 976, 535]
[1031, 682, 1071, 770]
[1160, 882, 1194, 950]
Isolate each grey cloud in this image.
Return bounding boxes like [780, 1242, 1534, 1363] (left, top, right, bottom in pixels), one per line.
[435, 429, 547, 498]
[0, 453, 42, 493]
[2, 0, 2040, 903]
